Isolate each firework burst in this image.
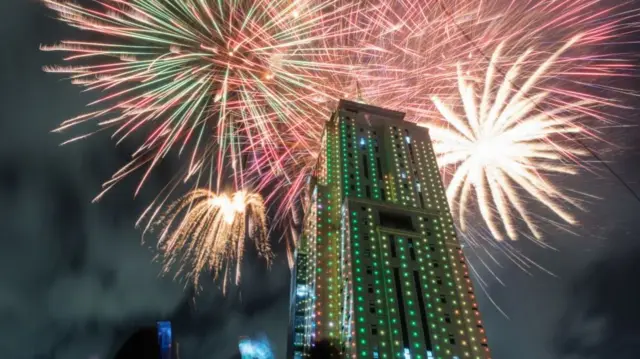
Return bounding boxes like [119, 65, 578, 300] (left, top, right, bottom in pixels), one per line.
[380, 0, 639, 242]
[41, 0, 364, 196]
[153, 189, 271, 293]
[428, 35, 590, 241]
[43, 0, 640, 284]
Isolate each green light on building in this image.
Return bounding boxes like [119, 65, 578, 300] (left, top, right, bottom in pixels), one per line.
[288, 100, 492, 359]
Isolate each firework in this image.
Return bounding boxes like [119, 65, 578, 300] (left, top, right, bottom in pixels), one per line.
[43, 0, 640, 274]
[360, 0, 638, 242]
[153, 189, 271, 293]
[41, 0, 367, 196]
[428, 36, 589, 241]
[406, 0, 637, 242]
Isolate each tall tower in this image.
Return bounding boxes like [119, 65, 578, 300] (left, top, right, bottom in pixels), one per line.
[289, 100, 491, 359]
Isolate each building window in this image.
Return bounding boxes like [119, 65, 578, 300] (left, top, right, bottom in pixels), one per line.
[379, 211, 414, 231]
[363, 155, 369, 178]
[296, 284, 309, 297]
[394, 268, 410, 346]
[408, 239, 416, 261]
[389, 235, 397, 257]
[294, 333, 304, 346]
[413, 270, 433, 351]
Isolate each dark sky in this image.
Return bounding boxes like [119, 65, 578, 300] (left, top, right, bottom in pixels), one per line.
[1, 1, 640, 358]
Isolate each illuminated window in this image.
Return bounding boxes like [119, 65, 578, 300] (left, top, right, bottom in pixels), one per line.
[296, 284, 309, 297]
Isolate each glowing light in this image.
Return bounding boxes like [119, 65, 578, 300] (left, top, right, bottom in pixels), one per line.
[41, 0, 366, 199]
[153, 189, 271, 293]
[296, 284, 309, 297]
[428, 36, 587, 241]
[42, 0, 640, 274]
[239, 335, 274, 359]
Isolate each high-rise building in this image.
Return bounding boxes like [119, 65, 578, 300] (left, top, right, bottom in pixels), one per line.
[288, 100, 491, 359]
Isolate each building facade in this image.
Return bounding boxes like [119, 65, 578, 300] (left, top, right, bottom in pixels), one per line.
[289, 100, 491, 359]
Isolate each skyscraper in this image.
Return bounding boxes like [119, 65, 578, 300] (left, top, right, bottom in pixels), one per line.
[288, 100, 491, 359]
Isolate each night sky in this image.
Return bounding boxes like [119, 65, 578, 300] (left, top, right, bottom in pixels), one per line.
[2, 1, 640, 358]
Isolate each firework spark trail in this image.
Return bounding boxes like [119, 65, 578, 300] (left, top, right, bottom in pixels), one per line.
[391, 0, 640, 290]
[408, 1, 639, 243]
[247, 0, 639, 233]
[42, 0, 401, 287]
[43, 0, 640, 284]
[42, 0, 370, 197]
[154, 189, 271, 293]
[427, 35, 590, 241]
[256, 0, 640, 276]
[238, 0, 421, 234]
